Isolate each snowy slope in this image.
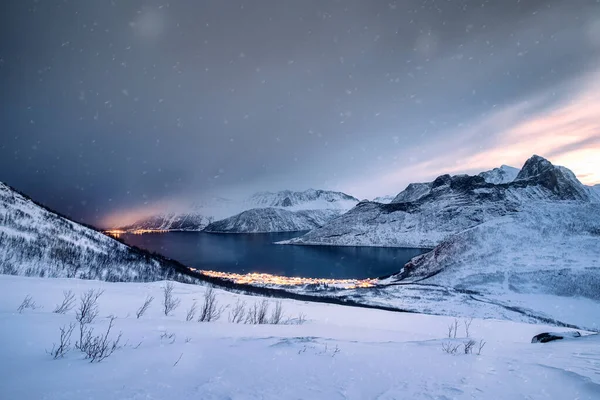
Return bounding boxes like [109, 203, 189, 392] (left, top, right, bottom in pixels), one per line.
[2, 275, 599, 400]
[398, 202, 600, 297]
[203, 208, 341, 233]
[285, 155, 595, 248]
[0, 182, 190, 282]
[478, 165, 519, 184]
[120, 189, 358, 232]
[587, 184, 600, 203]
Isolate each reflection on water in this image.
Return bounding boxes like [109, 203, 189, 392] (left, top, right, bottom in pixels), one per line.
[120, 231, 429, 279]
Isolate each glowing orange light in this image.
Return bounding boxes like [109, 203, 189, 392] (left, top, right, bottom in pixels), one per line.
[197, 269, 377, 289]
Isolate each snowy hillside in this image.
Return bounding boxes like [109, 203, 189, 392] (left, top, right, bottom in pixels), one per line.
[0, 182, 190, 282]
[587, 184, 600, 202]
[284, 155, 596, 248]
[478, 165, 519, 184]
[398, 202, 600, 299]
[204, 208, 341, 233]
[2, 275, 599, 400]
[120, 189, 358, 232]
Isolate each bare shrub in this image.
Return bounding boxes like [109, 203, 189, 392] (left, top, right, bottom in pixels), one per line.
[246, 299, 270, 324]
[75, 289, 103, 351]
[331, 345, 341, 357]
[76, 289, 103, 324]
[447, 318, 459, 338]
[477, 339, 486, 355]
[17, 295, 38, 313]
[228, 299, 246, 323]
[269, 301, 284, 324]
[47, 323, 76, 359]
[162, 282, 181, 316]
[464, 318, 473, 338]
[80, 316, 122, 362]
[296, 312, 307, 325]
[136, 295, 154, 319]
[160, 331, 176, 344]
[257, 299, 269, 324]
[442, 342, 460, 354]
[198, 286, 222, 322]
[463, 339, 476, 354]
[186, 301, 198, 322]
[53, 290, 76, 314]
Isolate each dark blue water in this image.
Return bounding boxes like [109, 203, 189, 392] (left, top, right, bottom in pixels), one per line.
[121, 231, 429, 279]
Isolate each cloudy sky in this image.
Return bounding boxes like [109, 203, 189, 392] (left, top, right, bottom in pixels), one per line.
[1, 0, 599, 228]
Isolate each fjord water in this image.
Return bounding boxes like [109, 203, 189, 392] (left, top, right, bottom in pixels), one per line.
[120, 232, 428, 279]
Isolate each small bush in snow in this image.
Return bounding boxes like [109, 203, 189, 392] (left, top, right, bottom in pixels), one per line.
[477, 339, 486, 355]
[47, 323, 76, 359]
[245, 299, 270, 324]
[162, 282, 181, 316]
[441, 342, 460, 354]
[269, 301, 285, 324]
[80, 316, 122, 362]
[160, 331, 176, 344]
[75, 289, 103, 351]
[186, 301, 198, 322]
[228, 299, 246, 323]
[53, 290, 76, 314]
[136, 295, 154, 319]
[17, 295, 38, 313]
[463, 339, 476, 354]
[464, 318, 473, 338]
[198, 286, 222, 322]
[447, 318, 459, 338]
[76, 289, 103, 325]
[287, 312, 307, 325]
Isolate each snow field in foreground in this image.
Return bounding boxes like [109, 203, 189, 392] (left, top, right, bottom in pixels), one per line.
[1, 275, 599, 400]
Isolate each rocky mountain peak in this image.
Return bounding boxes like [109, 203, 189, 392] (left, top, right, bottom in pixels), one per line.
[515, 155, 554, 181]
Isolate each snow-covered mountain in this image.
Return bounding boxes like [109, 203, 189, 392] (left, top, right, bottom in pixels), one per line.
[0, 182, 191, 282]
[119, 189, 358, 232]
[390, 182, 433, 204]
[398, 202, 600, 299]
[478, 164, 520, 184]
[204, 208, 341, 233]
[244, 189, 359, 210]
[372, 195, 395, 204]
[283, 155, 596, 248]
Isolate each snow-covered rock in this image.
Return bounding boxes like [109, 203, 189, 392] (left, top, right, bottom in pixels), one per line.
[478, 164, 519, 184]
[390, 182, 433, 203]
[284, 155, 596, 248]
[372, 195, 395, 204]
[0, 182, 190, 282]
[120, 189, 358, 232]
[204, 208, 341, 233]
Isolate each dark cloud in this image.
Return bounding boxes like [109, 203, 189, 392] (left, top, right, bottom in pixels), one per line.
[1, 0, 599, 227]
